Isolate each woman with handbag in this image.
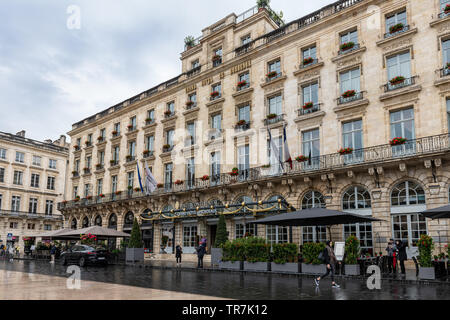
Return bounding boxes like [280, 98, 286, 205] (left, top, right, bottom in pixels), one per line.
[314, 241, 341, 288]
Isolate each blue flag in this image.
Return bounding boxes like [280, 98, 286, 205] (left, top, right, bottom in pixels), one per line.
[137, 163, 144, 192]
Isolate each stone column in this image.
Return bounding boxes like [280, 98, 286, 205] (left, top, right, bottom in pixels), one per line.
[425, 182, 449, 254]
[370, 188, 391, 254]
[153, 222, 161, 253]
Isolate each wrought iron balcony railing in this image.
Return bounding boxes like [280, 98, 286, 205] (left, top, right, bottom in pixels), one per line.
[235, 42, 253, 56]
[264, 114, 284, 126]
[337, 91, 364, 105]
[300, 58, 319, 69]
[384, 24, 410, 39]
[0, 210, 63, 220]
[186, 65, 201, 78]
[298, 103, 321, 116]
[58, 133, 450, 211]
[338, 43, 360, 55]
[438, 11, 450, 19]
[235, 122, 251, 132]
[383, 76, 416, 92]
[440, 67, 450, 78]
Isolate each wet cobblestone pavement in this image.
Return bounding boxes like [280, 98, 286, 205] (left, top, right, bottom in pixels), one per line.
[0, 260, 449, 300]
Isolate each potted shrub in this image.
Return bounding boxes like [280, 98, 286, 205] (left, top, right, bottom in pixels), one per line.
[184, 35, 196, 49]
[114, 191, 122, 195]
[127, 124, 133, 130]
[340, 42, 355, 51]
[303, 57, 314, 65]
[257, 0, 269, 10]
[112, 130, 118, 136]
[74, 145, 80, 151]
[344, 235, 360, 275]
[97, 136, 104, 142]
[301, 242, 326, 274]
[163, 144, 171, 151]
[302, 102, 314, 110]
[72, 170, 78, 175]
[186, 100, 194, 107]
[390, 137, 407, 146]
[229, 167, 239, 176]
[267, 113, 277, 120]
[266, 71, 278, 79]
[212, 54, 221, 62]
[339, 147, 354, 155]
[99, 194, 105, 198]
[389, 76, 406, 85]
[389, 23, 404, 34]
[86, 195, 92, 200]
[271, 243, 299, 273]
[295, 155, 309, 162]
[243, 237, 271, 271]
[418, 234, 435, 280]
[126, 155, 133, 161]
[85, 141, 91, 146]
[126, 218, 145, 263]
[219, 238, 245, 270]
[211, 214, 228, 266]
[157, 183, 164, 189]
[342, 90, 356, 98]
[110, 159, 117, 165]
[143, 150, 150, 156]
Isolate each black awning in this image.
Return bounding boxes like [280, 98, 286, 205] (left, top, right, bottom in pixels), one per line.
[250, 208, 382, 227]
[421, 205, 450, 220]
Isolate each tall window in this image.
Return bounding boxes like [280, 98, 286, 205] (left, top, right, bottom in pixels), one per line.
[87, 134, 93, 144]
[128, 141, 136, 157]
[29, 198, 38, 214]
[211, 114, 222, 137]
[302, 129, 320, 168]
[45, 200, 53, 215]
[183, 225, 198, 248]
[342, 186, 371, 210]
[0, 168, 4, 183]
[235, 222, 255, 238]
[268, 95, 282, 115]
[186, 157, 195, 188]
[98, 151, 105, 166]
[47, 176, 55, 190]
[127, 172, 134, 190]
[147, 109, 155, 122]
[392, 214, 427, 247]
[266, 225, 288, 244]
[114, 123, 121, 134]
[241, 34, 251, 45]
[391, 181, 425, 206]
[211, 83, 222, 97]
[390, 108, 415, 155]
[111, 176, 118, 194]
[302, 46, 316, 61]
[130, 116, 137, 130]
[113, 146, 120, 162]
[340, 29, 358, 45]
[15, 151, 24, 163]
[268, 135, 283, 174]
[342, 119, 363, 162]
[32, 156, 41, 166]
[97, 179, 103, 196]
[75, 159, 80, 172]
[13, 171, 23, 185]
[187, 122, 196, 146]
[302, 191, 325, 209]
[73, 186, 78, 199]
[49, 159, 57, 169]
[188, 93, 197, 106]
[302, 226, 327, 244]
[443, 40, 450, 75]
[167, 101, 175, 114]
[166, 129, 174, 146]
[0, 148, 6, 160]
[210, 152, 221, 185]
[146, 135, 154, 152]
[344, 223, 373, 254]
[84, 184, 90, 198]
[268, 60, 281, 75]
[86, 156, 91, 169]
[387, 52, 411, 82]
[386, 10, 407, 31]
[340, 68, 360, 94]
[302, 82, 318, 105]
[238, 72, 250, 90]
[447, 99, 450, 132]
[100, 128, 106, 139]
[164, 163, 173, 190]
[238, 105, 250, 123]
[238, 145, 250, 180]
[191, 59, 200, 69]
[11, 196, 21, 212]
[30, 173, 40, 188]
[0, 194, 2, 209]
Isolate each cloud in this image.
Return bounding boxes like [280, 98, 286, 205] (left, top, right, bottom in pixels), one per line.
[0, 0, 332, 141]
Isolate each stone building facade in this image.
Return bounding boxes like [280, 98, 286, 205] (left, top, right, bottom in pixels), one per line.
[59, 0, 450, 257]
[0, 131, 68, 249]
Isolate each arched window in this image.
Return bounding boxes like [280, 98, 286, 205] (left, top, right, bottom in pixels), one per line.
[391, 181, 425, 206]
[235, 195, 253, 212]
[82, 216, 89, 228]
[266, 195, 285, 208]
[94, 215, 102, 227]
[70, 218, 77, 230]
[209, 199, 224, 213]
[124, 212, 134, 226]
[108, 213, 117, 230]
[162, 205, 173, 212]
[302, 191, 325, 209]
[342, 186, 371, 210]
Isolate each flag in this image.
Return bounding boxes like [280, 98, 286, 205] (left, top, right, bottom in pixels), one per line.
[268, 128, 283, 169]
[144, 161, 157, 195]
[308, 149, 312, 166]
[136, 163, 144, 193]
[283, 125, 292, 169]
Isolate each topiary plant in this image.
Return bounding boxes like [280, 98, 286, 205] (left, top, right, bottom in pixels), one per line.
[127, 218, 143, 248]
[418, 234, 434, 268]
[344, 235, 360, 265]
[214, 214, 228, 248]
[302, 242, 325, 265]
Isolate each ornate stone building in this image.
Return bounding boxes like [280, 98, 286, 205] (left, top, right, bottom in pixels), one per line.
[59, 0, 450, 257]
[0, 131, 68, 248]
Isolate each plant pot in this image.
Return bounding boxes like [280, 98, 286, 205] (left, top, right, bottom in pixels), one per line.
[271, 262, 299, 273]
[244, 261, 269, 272]
[219, 261, 243, 270]
[301, 263, 327, 275]
[210, 248, 222, 266]
[344, 264, 360, 276]
[418, 267, 436, 280]
[126, 248, 145, 262]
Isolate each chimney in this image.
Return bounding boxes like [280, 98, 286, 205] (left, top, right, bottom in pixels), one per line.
[44, 139, 52, 144]
[16, 130, 25, 138]
[59, 135, 67, 147]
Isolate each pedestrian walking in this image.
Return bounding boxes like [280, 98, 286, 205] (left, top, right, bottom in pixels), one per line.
[0, 244, 4, 257]
[30, 244, 36, 258]
[50, 243, 56, 264]
[8, 245, 14, 262]
[386, 239, 397, 273]
[175, 244, 183, 266]
[196, 241, 206, 269]
[396, 240, 407, 275]
[314, 241, 341, 288]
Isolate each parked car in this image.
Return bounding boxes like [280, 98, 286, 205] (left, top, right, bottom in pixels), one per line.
[60, 245, 108, 267]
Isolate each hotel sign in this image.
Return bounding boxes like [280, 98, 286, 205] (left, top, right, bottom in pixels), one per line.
[230, 60, 251, 75]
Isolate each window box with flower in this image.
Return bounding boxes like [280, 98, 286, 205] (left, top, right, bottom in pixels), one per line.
[162, 144, 172, 152]
[157, 183, 164, 189]
[237, 80, 248, 90]
[114, 191, 122, 196]
[201, 175, 210, 181]
[340, 42, 355, 51]
[266, 71, 278, 79]
[174, 180, 184, 185]
[389, 137, 407, 146]
[186, 100, 194, 108]
[302, 102, 314, 110]
[210, 91, 220, 99]
[74, 145, 80, 151]
[236, 119, 247, 126]
[229, 167, 239, 176]
[266, 113, 277, 120]
[341, 90, 356, 99]
[212, 54, 221, 62]
[295, 155, 309, 163]
[74, 196, 80, 202]
[164, 110, 173, 117]
[302, 57, 314, 66]
[389, 23, 404, 34]
[339, 147, 353, 155]
[145, 118, 154, 125]
[389, 76, 406, 86]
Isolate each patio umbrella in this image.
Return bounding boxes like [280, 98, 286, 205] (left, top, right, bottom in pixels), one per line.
[251, 207, 382, 227]
[58, 226, 131, 239]
[420, 205, 450, 220]
[32, 228, 79, 240]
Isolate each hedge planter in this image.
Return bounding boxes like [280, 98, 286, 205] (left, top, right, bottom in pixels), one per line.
[344, 264, 360, 276]
[418, 267, 436, 280]
[219, 261, 243, 270]
[125, 248, 145, 263]
[210, 248, 222, 266]
[301, 263, 326, 275]
[244, 261, 270, 272]
[271, 262, 299, 273]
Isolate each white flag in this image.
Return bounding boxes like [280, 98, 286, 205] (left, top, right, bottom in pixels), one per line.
[144, 161, 157, 194]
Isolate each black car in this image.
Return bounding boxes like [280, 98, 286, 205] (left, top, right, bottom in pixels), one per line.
[60, 245, 108, 267]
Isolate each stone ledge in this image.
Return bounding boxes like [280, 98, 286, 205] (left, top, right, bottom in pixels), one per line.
[260, 75, 287, 89]
[379, 85, 422, 102]
[293, 61, 324, 77]
[376, 28, 418, 47]
[331, 46, 366, 63]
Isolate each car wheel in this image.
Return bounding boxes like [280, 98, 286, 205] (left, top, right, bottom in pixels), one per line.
[79, 257, 86, 267]
[61, 257, 67, 266]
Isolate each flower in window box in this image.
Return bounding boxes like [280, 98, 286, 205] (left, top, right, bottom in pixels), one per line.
[302, 102, 314, 110]
[99, 194, 105, 198]
[266, 71, 278, 78]
[163, 144, 171, 151]
[114, 191, 122, 195]
[126, 155, 133, 161]
[201, 175, 210, 181]
[229, 167, 239, 176]
[164, 110, 173, 116]
[446, 63, 450, 70]
[157, 183, 164, 188]
[83, 167, 90, 173]
[267, 113, 277, 120]
[86, 195, 92, 200]
[127, 186, 133, 190]
[389, 76, 406, 85]
[72, 171, 78, 175]
[237, 80, 247, 88]
[389, 23, 404, 34]
[186, 100, 194, 107]
[95, 164, 102, 169]
[143, 150, 150, 156]
[112, 130, 118, 135]
[262, 164, 271, 168]
[74, 196, 80, 202]
[446, 4, 450, 13]
[97, 136, 104, 142]
[210, 91, 220, 98]
[85, 141, 91, 146]
[74, 145, 80, 151]
[295, 155, 309, 162]
[341, 90, 356, 98]
[340, 42, 355, 51]
[212, 54, 221, 61]
[236, 119, 247, 126]
[338, 147, 353, 155]
[174, 180, 184, 185]
[303, 57, 314, 65]
[127, 124, 134, 130]
[145, 118, 153, 123]
[110, 160, 116, 165]
[134, 187, 141, 192]
[389, 137, 407, 146]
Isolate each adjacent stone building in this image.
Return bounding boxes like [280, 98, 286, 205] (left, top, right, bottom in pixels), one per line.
[59, 0, 450, 257]
[0, 130, 68, 249]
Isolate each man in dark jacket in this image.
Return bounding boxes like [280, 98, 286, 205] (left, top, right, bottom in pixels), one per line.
[196, 242, 206, 268]
[396, 240, 407, 274]
[314, 241, 340, 288]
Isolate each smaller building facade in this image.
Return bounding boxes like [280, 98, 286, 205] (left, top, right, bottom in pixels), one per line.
[0, 130, 69, 249]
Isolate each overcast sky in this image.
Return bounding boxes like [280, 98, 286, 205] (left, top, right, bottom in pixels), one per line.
[0, 0, 332, 142]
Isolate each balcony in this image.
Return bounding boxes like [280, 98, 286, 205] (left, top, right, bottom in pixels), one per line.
[338, 43, 360, 56]
[164, 111, 175, 119]
[125, 155, 136, 163]
[212, 57, 222, 68]
[235, 42, 253, 57]
[383, 76, 416, 92]
[298, 103, 321, 116]
[337, 91, 364, 105]
[300, 58, 319, 69]
[264, 114, 284, 126]
[265, 72, 283, 83]
[0, 210, 63, 220]
[384, 24, 410, 39]
[235, 122, 251, 132]
[210, 92, 222, 101]
[127, 126, 137, 132]
[186, 65, 201, 78]
[439, 67, 450, 78]
[143, 151, 154, 158]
